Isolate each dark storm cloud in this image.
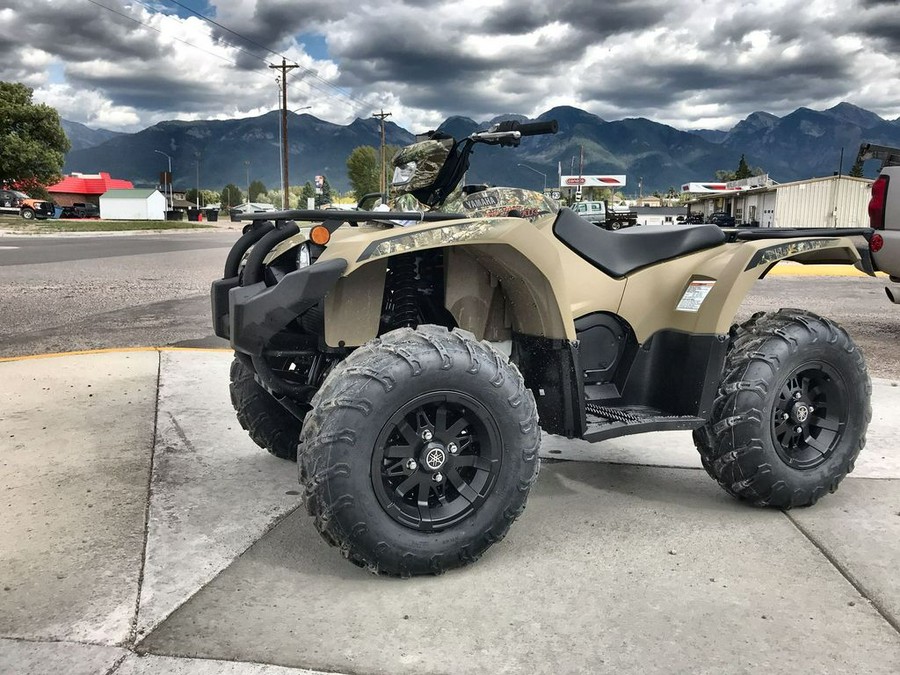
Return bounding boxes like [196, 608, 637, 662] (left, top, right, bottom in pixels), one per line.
[850, 1, 900, 50]
[580, 44, 853, 114]
[483, 0, 671, 37]
[64, 70, 228, 114]
[332, 7, 585, 89]
[208, 0, 345, 66]
[0, 0, 168, 66]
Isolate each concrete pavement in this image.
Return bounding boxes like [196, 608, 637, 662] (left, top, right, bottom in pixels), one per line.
[1, 349, 899, 674]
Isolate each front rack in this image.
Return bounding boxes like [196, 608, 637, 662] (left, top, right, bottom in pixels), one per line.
[238, 209, 466, 223]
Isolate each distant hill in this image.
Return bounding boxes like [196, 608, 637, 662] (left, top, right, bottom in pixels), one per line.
[62, 102, 900, 194]
[708, 104, 900, 180]
[61, 119, 123, 152]
[64, 111, 414, 193]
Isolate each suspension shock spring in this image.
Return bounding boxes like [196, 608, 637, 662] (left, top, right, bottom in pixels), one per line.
[386, 253, 419, 329]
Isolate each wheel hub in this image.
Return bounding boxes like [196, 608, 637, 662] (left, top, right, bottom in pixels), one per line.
[372, 392, 502, 531]
[771, 364, 846, 470]
[422, 443, 447, 471]
[791, 401, 810, 424]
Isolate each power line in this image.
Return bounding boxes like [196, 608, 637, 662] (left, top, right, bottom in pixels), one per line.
[84, 0, 251, 68]
[86, 0, 377, 118]
[160, 0, 374, 111]
[160, 0, 284, 61]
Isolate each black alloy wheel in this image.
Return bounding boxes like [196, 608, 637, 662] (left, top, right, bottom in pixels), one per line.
[771, 364, 846, 470]
[694, 309, 870, 508]
[299, 325, 541, 576]
[371, 392, 502, 531]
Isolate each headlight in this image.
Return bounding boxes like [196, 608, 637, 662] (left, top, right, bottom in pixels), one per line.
[392, 161, 417, 186]
[296, 243, 311, 269]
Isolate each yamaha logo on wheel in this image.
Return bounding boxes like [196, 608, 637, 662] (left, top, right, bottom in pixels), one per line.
[425, 448, 446, 470]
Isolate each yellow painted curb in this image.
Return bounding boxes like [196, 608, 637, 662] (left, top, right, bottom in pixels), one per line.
[0, 346, 231, 363]
[768, 263, 887, 278]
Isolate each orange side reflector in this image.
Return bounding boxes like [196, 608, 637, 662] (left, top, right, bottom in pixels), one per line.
[310, 225, 331, 245]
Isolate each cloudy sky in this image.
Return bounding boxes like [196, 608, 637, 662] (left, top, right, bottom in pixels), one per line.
[1, 0, 899, 133]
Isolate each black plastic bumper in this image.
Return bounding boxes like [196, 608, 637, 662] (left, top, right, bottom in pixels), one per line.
[210, 257, 347, 355]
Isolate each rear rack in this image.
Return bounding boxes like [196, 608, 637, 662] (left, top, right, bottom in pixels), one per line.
[725, 227, 873, 242]
[238, 209, 466, 223]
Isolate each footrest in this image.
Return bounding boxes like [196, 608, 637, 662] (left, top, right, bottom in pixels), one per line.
[583, 402, 704, 443]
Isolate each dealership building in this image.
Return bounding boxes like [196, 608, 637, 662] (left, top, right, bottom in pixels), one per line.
[683, 174, 873, 228]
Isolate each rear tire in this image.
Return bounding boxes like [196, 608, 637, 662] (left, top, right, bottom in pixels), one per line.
[694, 309, 870, 508]
[230, 356, 306, 461]
[299, 325, 541, 576]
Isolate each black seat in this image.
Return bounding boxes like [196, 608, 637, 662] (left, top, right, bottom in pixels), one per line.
[553, 208, 726, 278]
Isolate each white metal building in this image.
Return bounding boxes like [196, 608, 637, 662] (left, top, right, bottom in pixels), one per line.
[100, 189, 167, 220]
[685, 175, 872, 228]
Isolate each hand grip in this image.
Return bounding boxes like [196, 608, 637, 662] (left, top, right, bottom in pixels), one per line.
[516, 120, 559, 136]
[494, 120, 559, 136]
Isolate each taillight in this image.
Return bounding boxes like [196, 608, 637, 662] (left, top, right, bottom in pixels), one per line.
[870, 233, 884, 253]
[869, 175, 889, 230]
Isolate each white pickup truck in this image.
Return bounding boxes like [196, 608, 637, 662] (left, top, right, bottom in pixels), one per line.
[571, 200, 638, 230]
[861, 144, 900, 302]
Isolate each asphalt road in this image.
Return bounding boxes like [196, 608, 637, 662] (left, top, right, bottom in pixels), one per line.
[0, 231, 238, 357]
[2, 230, 899, 378]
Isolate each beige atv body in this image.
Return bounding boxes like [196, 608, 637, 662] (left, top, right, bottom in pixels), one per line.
[213, 117, 873, 577]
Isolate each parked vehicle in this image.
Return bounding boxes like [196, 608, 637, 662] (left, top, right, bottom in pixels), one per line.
[707, 211, 736, 227]
[213, 119, 874, 576]
[859, 143, 900, 303]
[572, 199, 637, 230]
[59, 202, 100, 219]
[678, 212, 704, 225]
[0, 189, 55, 220]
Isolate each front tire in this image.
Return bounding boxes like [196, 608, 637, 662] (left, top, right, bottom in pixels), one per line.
[21, 208, 34, 220]
[299, 325, 541, 576]
[230, 356, 306, 461]
[694, 309, 871, 508]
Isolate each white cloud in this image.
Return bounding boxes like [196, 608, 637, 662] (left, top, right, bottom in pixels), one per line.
[0, 0, 897, 132]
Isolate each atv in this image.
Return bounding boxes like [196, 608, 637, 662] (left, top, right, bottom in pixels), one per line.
[212, 119, 873, 577]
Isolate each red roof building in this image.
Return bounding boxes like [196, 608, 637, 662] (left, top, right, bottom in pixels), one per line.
[47, 172, 134, 207]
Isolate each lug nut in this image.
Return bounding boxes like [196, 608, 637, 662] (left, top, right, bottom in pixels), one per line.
[432, 472, 443, 483]
[795, 426, 803, 434]
[421, 429, 433, 441]
[448, 442, 458, 454]
[782, 412, 790, 420]
[406, 459, 418, 471]
[793, 392, 802, 400]
[808, 406, 815, 413]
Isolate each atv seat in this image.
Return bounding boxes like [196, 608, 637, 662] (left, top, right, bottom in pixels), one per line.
[553, 208, 727, 278]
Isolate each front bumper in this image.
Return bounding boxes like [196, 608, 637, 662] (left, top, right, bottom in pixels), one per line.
[211, 257, 347, 355]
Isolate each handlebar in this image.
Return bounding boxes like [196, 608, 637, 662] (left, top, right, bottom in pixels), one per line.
[494, 119, 558, 137]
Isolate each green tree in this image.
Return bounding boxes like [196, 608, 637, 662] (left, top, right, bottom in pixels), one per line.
[849, 158, 865, 178]
[715, 169, 737, 182]
[735, 154, 752, 180]
[248, 179, 267, 202]
[300, 181, 316, 207]
[347, 146, 380, 198]
[0, 82, 70, 192]
[316, 176, 334, 207]
[220, 183, 243, 208]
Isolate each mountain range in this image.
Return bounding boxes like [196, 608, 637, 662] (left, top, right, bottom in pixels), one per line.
[62, 103, 900, 195]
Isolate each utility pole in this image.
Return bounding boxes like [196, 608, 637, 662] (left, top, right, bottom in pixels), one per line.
[244, 160, 251, 204]
[270, 58, 299, 209]
[154, 150, 172, 212]
[373, 109, 392, 197]
[194, 152, 200, 208]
